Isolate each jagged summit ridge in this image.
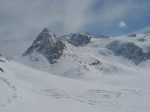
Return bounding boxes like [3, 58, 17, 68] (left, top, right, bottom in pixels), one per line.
[32, 28, 57, 46]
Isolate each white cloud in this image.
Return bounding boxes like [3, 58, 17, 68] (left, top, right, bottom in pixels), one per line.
[0, 0, 93, 57]
[118, 20, 127, 29]
[0, 0, 150, 57]
[0, 0, 93, 38]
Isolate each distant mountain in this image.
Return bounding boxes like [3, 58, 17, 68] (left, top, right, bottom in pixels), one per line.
[15, 28, 150, 79]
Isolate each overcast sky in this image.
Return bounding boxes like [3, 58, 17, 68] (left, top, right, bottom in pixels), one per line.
[0, 0, 150, 57]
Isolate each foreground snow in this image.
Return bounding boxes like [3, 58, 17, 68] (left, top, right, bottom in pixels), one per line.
[0, 57, 150, 112]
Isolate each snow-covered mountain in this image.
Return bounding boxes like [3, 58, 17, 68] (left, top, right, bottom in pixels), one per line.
[16, 28, 150, 79]
[1, 29, 150, 112]
[1, 54, 150, 112]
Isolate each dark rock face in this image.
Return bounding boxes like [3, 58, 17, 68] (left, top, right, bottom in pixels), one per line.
[138, 38, 146, 42]
[128, 34, 137, 37]
[106, 40, 148, 64]
[0, 59, 5, 62]
[0, 68, 4, 73]
[23, 28, 65, 64]
[66, 33, 91, 46]
[145, 48, 150, 60]
[89, 59, 102, 66]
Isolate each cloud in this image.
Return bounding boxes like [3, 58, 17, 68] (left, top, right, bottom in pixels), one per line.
[82, 0, 150, 35]
[0, 0, 93, 56]
[0, 0, 92, 38]
[118, 20, 127, 29]
[0, 0, 150, 57]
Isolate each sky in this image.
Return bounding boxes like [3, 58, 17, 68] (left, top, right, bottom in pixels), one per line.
[0, 0, 150, 57]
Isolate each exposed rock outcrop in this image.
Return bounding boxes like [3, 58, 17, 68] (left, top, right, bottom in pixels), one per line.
[106, 40, 149, 64]
[64, 33, 91, 46]
[128, 34, 137, 37]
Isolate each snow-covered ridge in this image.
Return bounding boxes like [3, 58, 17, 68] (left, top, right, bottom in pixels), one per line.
[14, 28, 150, 79]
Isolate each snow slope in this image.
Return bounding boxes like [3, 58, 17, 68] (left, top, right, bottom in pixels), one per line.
[1, 56, 150, 112]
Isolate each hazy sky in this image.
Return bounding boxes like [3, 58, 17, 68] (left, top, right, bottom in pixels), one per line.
[0, 0, 150, 57]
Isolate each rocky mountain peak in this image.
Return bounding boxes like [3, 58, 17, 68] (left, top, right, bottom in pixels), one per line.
[23, 28, 65, 64]
[32, 28, 57, 46]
